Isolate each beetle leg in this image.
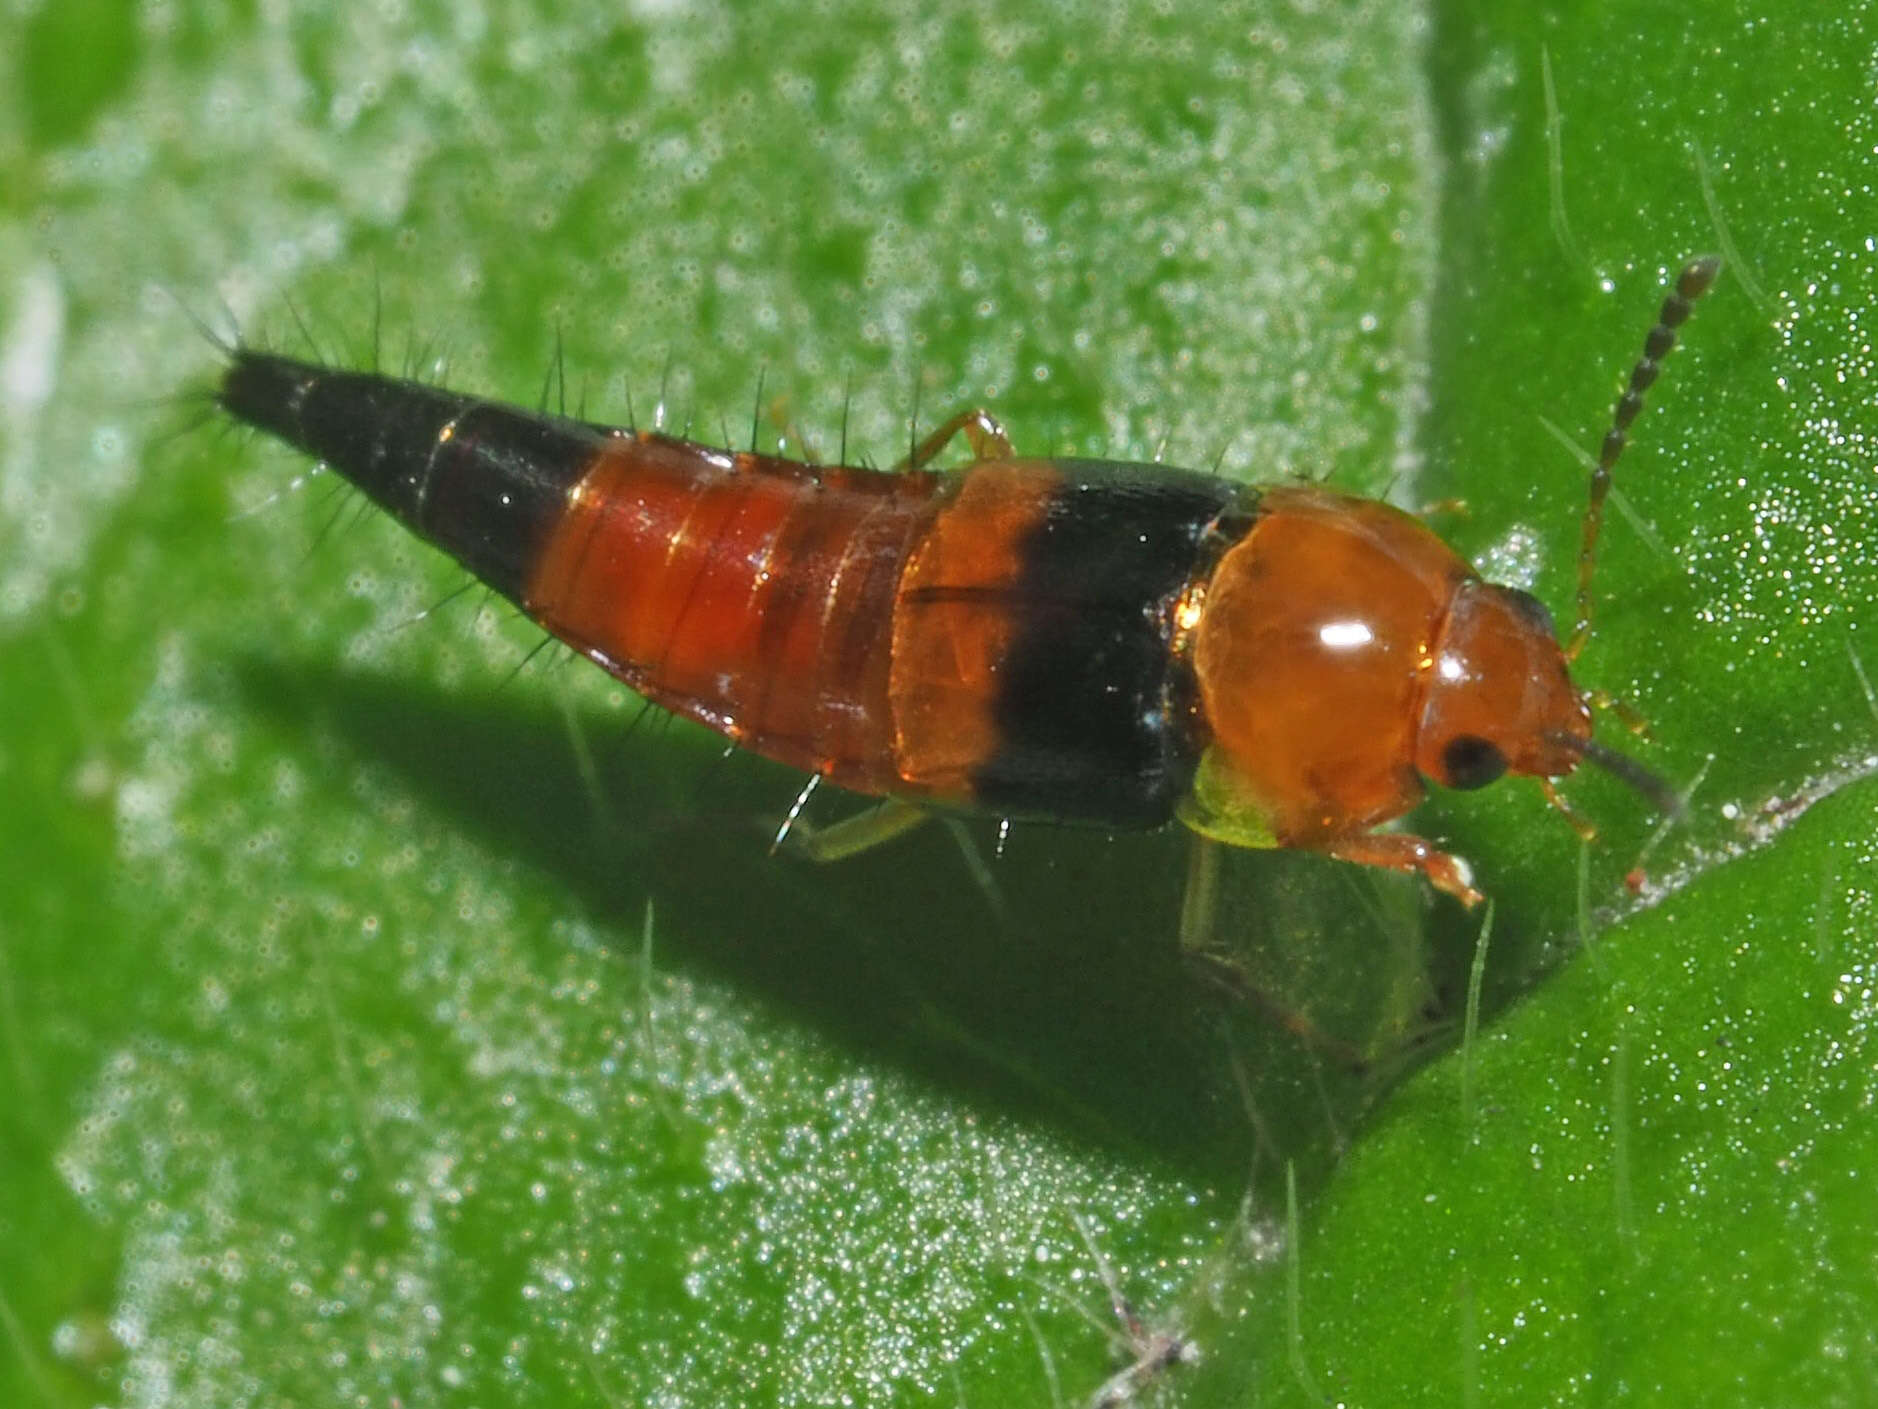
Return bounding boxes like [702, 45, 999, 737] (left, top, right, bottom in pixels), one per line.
[1583, 687, 1651, 737]
[1178, 834, 1375, 1070]
[778, 796, 933, 861]
[896, 408, 1015, 471]
[759, 392, 824, 463]
[1319, 832, 1485, 909]
[937, 816, 1011, 929]
[779, 799, 1010, 928]
[1537, 778, 1599, 841]
[1176, 832, 1226, 954]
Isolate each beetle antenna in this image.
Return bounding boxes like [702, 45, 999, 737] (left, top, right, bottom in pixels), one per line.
[1568, 255, 1721, 661]
[1545, 730, 1684, 819]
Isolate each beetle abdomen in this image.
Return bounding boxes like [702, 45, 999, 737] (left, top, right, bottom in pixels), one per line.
[220, 352, 1239, 825]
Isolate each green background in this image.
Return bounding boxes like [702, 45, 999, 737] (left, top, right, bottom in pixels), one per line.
[2, 0, 1873, 1404]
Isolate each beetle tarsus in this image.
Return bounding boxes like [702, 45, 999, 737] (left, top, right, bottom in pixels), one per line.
[1320, 833, 1484, 909]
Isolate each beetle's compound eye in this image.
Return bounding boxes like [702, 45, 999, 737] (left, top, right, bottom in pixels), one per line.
[1441, 734, 1508, 790]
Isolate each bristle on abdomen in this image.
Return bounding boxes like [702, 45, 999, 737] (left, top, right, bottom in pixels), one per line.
[218, 350, 600, 602]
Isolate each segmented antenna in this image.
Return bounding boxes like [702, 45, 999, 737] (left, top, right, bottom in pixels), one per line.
[1568, 255, 1721, 660]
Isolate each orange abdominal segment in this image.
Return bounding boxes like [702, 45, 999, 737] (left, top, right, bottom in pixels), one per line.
[526, 433, 946, 792]
[888, 461, 1064, 798]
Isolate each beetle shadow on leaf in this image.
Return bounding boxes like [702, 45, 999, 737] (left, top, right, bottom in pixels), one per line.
[233, 651, 1510, 1188]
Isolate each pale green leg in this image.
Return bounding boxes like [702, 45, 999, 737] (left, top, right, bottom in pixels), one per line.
[1177, 832, 1371, 1071]
[780, 796, 933, 862]
[779, 796, 1011, 928]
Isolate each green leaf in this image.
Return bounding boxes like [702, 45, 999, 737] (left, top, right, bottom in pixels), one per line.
[2, 1, 1870, 1406]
